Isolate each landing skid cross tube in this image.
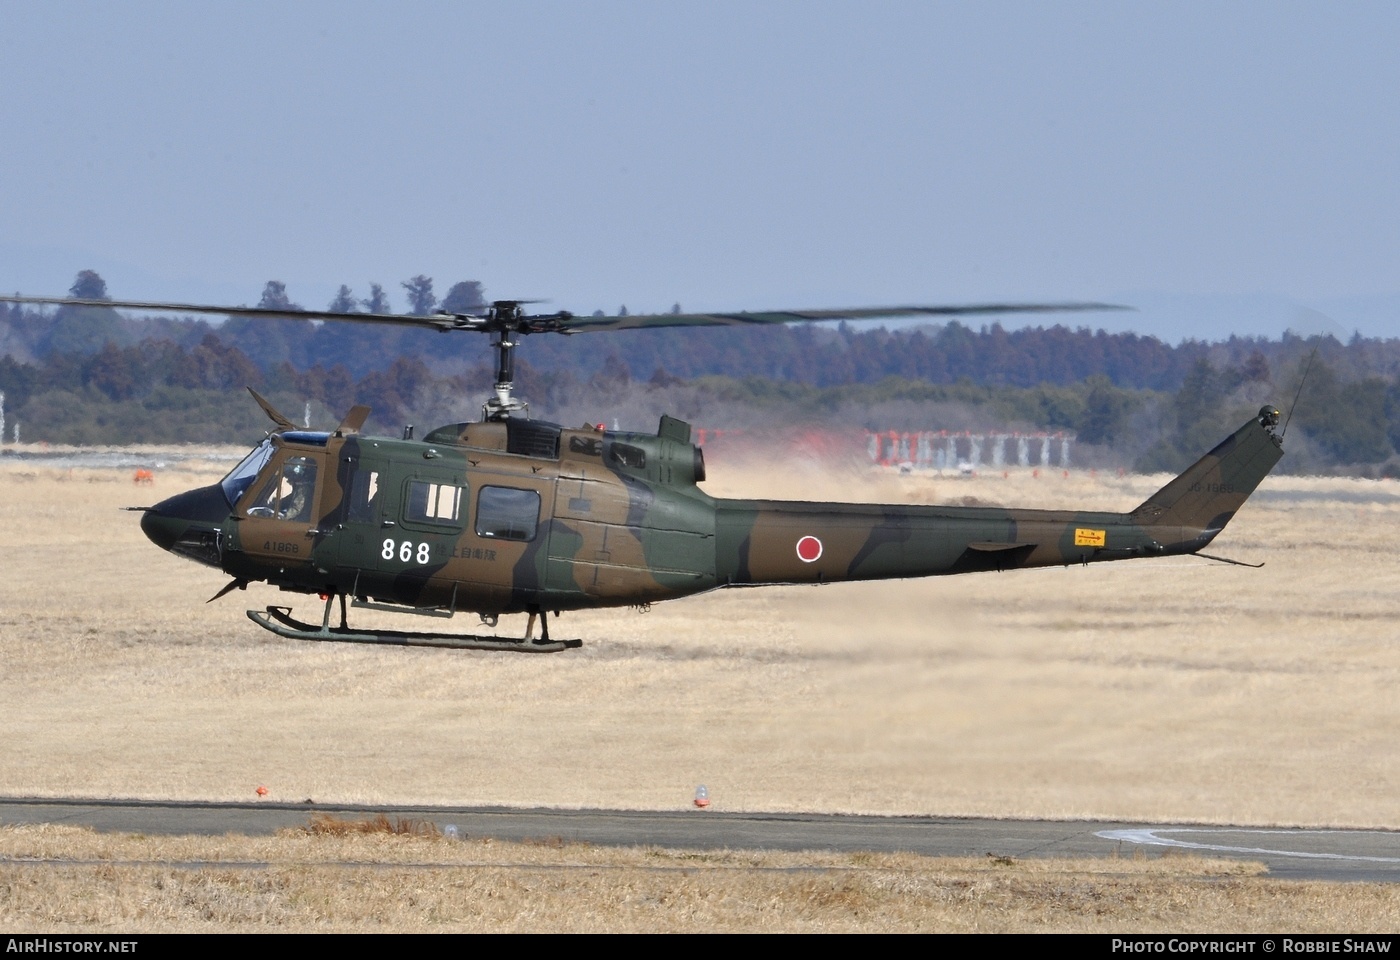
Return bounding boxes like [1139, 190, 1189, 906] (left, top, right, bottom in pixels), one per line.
[247, 605, 582, 653]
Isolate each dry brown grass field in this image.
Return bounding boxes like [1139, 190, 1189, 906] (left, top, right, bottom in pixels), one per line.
[3, 443, 1400, 930]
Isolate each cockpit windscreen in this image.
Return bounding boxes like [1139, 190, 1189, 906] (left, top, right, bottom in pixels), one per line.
[219, 439, 274, 507]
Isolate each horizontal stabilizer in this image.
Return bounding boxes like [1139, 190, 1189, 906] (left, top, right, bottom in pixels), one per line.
[954, 542, 1037, 572]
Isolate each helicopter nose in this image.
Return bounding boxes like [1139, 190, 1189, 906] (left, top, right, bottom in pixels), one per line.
[140, 484, 231, 567]
[139, 506, 179, 551]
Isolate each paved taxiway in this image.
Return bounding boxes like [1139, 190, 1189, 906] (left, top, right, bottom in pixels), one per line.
[4, 797, 1400, 882]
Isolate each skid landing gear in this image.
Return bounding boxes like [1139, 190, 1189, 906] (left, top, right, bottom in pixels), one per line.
[247, 595, 581, 653]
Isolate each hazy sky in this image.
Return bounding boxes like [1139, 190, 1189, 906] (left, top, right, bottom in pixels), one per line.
[3, 2, 1398, 339]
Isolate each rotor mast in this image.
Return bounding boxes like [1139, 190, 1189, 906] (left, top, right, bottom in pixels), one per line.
[482, 301, 529, 421]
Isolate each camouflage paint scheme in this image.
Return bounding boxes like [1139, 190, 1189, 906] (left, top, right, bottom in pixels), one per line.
[141, 406, 1284, 625]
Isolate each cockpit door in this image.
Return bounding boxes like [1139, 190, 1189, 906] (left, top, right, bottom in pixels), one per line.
[225, 450, 324, 568]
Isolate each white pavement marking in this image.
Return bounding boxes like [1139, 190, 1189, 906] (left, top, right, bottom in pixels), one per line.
[1098, 828, 1400, 864]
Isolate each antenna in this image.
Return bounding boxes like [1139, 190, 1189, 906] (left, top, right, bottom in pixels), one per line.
[1280, 348, 1318, 440]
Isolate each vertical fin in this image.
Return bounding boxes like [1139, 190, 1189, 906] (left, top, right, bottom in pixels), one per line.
[1131, 406, 1283, 547]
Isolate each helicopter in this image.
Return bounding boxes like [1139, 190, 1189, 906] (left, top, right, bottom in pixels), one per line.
[1, 294, 1285, 652]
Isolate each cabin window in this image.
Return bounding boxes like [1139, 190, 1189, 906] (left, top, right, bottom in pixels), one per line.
[475, 486, 540, 542]
[244, 456, 318, 523]
[405, 480, 464, 525]
[346, 469, 381, 524]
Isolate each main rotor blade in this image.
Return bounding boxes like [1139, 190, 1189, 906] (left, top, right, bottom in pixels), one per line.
[0, 295, 481, 331]
[0, 295, 1130, 336]
[551, 302, 1131, 333]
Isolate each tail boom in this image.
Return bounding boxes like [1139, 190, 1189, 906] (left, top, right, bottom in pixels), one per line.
[714, 407, 1283, 587]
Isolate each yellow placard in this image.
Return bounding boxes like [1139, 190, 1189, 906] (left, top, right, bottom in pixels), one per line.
[1074, 528, 1106, 547]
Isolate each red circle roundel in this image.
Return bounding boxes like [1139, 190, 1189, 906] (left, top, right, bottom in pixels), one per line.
[796, 535, 823, 563]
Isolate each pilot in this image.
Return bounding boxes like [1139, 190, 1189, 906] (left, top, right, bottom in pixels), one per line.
[279, 462, 315, 522]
